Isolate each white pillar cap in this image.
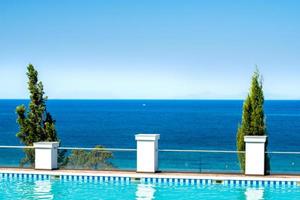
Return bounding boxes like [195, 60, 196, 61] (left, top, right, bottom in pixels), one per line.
[135, 134, 160, 141]
[244, 136, 267, 143]
[33, 142, 59, 148]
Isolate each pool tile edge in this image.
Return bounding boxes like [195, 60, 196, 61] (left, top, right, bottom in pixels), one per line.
[0, 168, 299, 187]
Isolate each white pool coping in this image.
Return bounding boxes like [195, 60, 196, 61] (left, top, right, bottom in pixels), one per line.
[1, 168, 300, 182]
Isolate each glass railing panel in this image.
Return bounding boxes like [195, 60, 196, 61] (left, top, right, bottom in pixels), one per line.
[1, 145, 300, 175]
[158, 150, 243, 173]
[58, 147, 136, 171]
[267, 152, 300, 174]
[0, 147, 34, 168]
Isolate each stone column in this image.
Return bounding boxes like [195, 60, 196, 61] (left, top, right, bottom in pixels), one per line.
[244, 136, 267, 175]
[135, 134, 160, 173]
[33, 142, 59, 170]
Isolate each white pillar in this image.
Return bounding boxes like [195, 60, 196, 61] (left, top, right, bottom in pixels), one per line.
[244, 136, 267, 175]
[135, 134, 160, 173]
[33, 142, 59, 170]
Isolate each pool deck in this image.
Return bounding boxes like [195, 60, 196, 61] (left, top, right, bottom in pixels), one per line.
[1, 168, 300, 182]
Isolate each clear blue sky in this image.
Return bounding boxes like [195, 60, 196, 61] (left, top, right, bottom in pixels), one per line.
[0, 0, 299, 99]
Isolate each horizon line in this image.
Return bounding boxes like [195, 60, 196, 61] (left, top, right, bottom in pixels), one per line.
[0, 98, 300, 101]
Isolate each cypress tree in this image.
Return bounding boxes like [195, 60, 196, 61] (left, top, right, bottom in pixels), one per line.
[16, 64, 62, 166]
[236, 69, 267, 172]
[16, 64, 112, 169]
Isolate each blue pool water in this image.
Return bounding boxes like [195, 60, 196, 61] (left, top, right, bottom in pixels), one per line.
[0, 100, 300, 173]
[0, 177, 299, 200]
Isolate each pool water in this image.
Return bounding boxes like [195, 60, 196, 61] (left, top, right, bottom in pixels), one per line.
[1, 178, 300, 200]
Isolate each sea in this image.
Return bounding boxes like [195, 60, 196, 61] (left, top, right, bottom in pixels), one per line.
[0, 100, 299, 173]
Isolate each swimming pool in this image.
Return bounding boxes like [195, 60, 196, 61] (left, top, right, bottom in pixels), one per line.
[1, 175, 299, 200]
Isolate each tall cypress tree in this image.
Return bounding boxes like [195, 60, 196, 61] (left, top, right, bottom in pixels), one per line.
[237, 69, 267, 172]
[16, 64, 61, 166]
[16, 64, 111, 169]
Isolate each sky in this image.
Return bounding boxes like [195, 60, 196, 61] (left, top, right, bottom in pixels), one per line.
[0, 0, 299, 99]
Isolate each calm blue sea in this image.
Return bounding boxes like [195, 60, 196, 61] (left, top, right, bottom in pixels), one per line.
[0, 100, 300, 173]
[1, 100, 300, 150]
